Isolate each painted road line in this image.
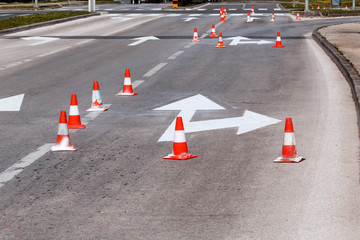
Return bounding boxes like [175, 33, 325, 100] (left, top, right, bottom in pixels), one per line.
[184, 42, 196, 49]
[258, 8, 267, 10]
[37, 47, 72, 58]
[22, 36, 59, 46]
[183, 17, 199, 22]
[143, 63, 168, 77]
[80, 104, 112, 126]
[128, 36, 160, 46]
[167, 14, 182, 17]
[213, 8, 220, 11]
[274, 8, 281, 10]
[197, 9, 206, 11]
[229, 8, 237, 10]
[127, 13, 142, 16]
[151, 8, 162, 10]
[145, 14, 163, 17]
[132, 80, 145, 89]
[77, 40, 94, 45]
[209, 14, 219, 16]
[168, 51, 184, 60]
[231, 14, 244, 16]
[189, 14, 202, 17]
[0, 143, 53, 189]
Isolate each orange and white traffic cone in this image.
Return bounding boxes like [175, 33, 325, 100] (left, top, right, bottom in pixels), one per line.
[312, 6, 314, 9]
[273, 32, 285, 48]
[246, 12, 253, 22]
[251, 6, 255, 15]
[219, 7, 223, 16]
[210, 24, 217, 37]
[192, 28, 200, 42]
[87, 81, 108, 112]
[274, 118, 304, 163]
[117, 69, 138, 96]
[323, 5, 326, 9]
[51, 111, 76, 151]
[317, 5, 320, 9]
[68, 94, 85, 129]
[220, 13, 226, 21]
[163, 116, 197, 160]
[345, 5, 348, 11]
[215, 32, 226, 48]
[296, 11, 301, 20]
[224, 7, 227, 15]
[271, 12, 276, 21]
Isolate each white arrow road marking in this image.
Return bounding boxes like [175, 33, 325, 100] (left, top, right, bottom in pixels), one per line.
[154, 94, 280, 142]
[183, 17, 199, 22]
[0, 94, 25, 111]
[128, 36, 159, 46]
[22, 36, 59, 46]
[225, 36, 273, 45]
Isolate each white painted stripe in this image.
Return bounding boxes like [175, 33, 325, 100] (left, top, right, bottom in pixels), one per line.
[197, 9, 206, 11]
[151, 8, 162, 10]
[258, 8, 267, 11]
[166, 14, 182, 17]
[274, 8, 281, 11]
[189, 14, 202, 16]
[143, 63, 167, 77]
[132, 80, 144, 89]
[76, 40, 94, 45]
[274, 13, 285, 16]
[284, 132, 296, 145]
[6, 62, 22, 68]
[243, 8, 252, 10]
[213, 8, 220, 11]
[145, 14, 163, 16]
[37, 46, 72, 58]
[168, 51, 184, 60]
[184, 42, 196, 48]
[127, 13, 142, 16]
[0, 143, 53, 188]
[209, 14, 219, 16]
[229, 8, 237, 10]
[81, 104, 112, 126]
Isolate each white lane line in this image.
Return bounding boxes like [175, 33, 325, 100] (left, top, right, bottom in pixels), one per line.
[151, 8, 162, 10]
[197, 9, 206, 11]
[189, 14, 202, 16]
[37, 46, 72, 58]
[230, 13, 244, 16]
[145, 14, 163, 16]
[143, 63, 167, 77]
[274, 8, 281, 11]
[80, 104, 112, 126]
[132, 80, 145, 89]
[229, 8, 237, 10]
[77, 40, 94, 45]
[258, 8, 267, 11]
[184, 42, 196, 48]
[209, 14, 219, 16]
[167, 14, 182, 17]
[168, 51, 184, 60]
[127, 13, 142, 16]
[0, 143, 53, 189]
[213, 8, 220, 11]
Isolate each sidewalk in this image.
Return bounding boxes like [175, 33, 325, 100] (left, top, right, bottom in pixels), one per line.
[313, 23, 360, 126]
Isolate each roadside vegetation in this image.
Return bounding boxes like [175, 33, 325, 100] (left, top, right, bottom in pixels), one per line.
[0, 11, 89, 31]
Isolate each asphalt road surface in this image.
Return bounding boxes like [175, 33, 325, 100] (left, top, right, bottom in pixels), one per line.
[1, 3, 360, 239]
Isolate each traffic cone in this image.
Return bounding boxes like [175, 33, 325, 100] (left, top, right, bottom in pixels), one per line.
[296, 11, 301, 20]
[273, 32, 285, 48]
[224, 7, 227, 15]
[51, 111, 76, 151]
[117, 69, 138, 96]
[312, 6, 314, 9]
[68, 94, 85, 129]
[87, 81, 108, 112]
[220, 13, 226, 21]
[215, 32, 226, 48]
[323, 5, 326, 9]
[163, 117, 197, 160]
[317, 5, 320, 9]
[210, 24, 217, 37]
[219, 7, 223, 16]
[274, 118, 304, 163]
[192, 28, 200, 42]
[271, 12, 276, 21]
[251, 6, 255, 15]
[246, 13, 253, 23]
[345, 5, 348, 11]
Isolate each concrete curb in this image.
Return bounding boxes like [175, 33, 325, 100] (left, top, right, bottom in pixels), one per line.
[0, 12, 100, 36]
[312, 27, 360, 126]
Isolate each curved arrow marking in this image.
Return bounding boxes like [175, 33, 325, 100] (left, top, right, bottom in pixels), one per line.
[155, 94, 281, 142]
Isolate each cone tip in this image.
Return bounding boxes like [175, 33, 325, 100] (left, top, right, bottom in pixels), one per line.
[70, 94, 78, 105]
[59, 111, 67, 124]
[93, 81, 99, 90]
[175, 116, 184, 131]
[284, 118, 294, 132]
[125, 69, 131, 78]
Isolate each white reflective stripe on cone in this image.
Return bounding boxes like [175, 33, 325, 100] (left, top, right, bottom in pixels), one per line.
[92, 90, 102, 103]
[69, 105, 80, 115]
[276, 37, 281, 41]
[58, 123, 69, 135]
[174, 131, 186, 143]
[124, 77, 132, 85]
[283, 132, 296, 145]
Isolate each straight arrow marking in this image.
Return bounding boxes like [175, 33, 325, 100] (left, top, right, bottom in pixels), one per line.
[0, 94, 25, 111]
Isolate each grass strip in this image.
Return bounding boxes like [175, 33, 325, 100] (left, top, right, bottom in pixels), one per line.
[0, 11, 89, 31]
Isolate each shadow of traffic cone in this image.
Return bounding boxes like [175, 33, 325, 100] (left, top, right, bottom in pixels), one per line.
[273, 32, 285, 48]
[192, 28, 200, 42]
[246, 13, 253, 23]
[274, 118, 304, 163]
[117, 69, 138, 96]
[68, 94, 85, 129]
[87, 81, 108, 112]
[215, 32, 226, 48]
[51, 111, 76, 151]
[210, 24, 217, 37]
[296, 11, 301, 20]
[163, 117, 197, 160]
[271, 12, 276, 21]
